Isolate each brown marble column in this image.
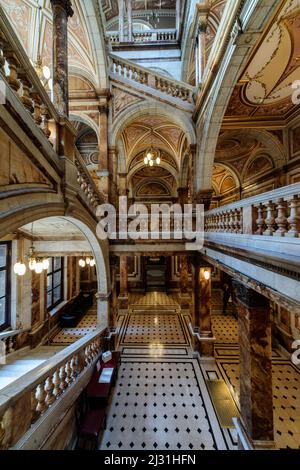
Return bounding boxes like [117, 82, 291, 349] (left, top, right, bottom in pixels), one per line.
[194, 189, 214, 211]
[118, 0, 125, 42]
[179, 255, 190, 309]
[108, 147, 118, 205]
[119, 255, 128, 309]
[192, 257, 214, 356]
[98, 94, 109, 200]
[50, 0, 74, 116]
[233, 281, 274, 448]
[109, 256, 118, 329]
[177, 187, 189, 206]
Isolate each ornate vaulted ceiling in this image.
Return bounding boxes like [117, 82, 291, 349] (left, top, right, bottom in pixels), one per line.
[0, 0, 105, 87]
[122, 116, 186, 166]
[224, 0, 300, 121]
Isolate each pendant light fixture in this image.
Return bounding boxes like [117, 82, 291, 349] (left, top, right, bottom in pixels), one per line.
[13, 223, 50, 276]
[144, 128, 161, 166]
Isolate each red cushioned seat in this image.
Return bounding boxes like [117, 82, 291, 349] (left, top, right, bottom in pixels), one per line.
[79, 408, 106, 438]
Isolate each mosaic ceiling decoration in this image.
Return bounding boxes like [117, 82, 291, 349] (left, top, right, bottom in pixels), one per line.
[225, 0, 300, 119]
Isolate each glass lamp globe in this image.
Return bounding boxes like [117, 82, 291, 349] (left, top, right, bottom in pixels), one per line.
[42, 258, 50, 270]
[28, 258, 36, 271]
[35, 261, 43, 274]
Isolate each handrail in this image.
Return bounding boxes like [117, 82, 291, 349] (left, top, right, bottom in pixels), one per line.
[0, 327, 106, 449]
[0, 328, 30, 341]
[205, 183, 300, 237]
[75, 149, 105, 212]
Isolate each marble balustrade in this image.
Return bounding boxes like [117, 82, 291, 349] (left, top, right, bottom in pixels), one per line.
[110, 54, 195, 104]
[0, 328, 106, 450]
[205, 183, 300, 238]
[75, 150, 104, 214]
[107, 29, 177, 44]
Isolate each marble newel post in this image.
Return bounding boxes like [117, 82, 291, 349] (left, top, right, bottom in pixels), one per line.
[233, 281, 274, 449]
[119, 255, 128, 310]
[50, 0, 74, 116]
[192, 257, 215, 356]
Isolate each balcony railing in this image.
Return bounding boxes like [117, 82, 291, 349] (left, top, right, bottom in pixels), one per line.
[0, 328, 30, 357]
[110, 54, 195, 105]
[205, 183, 300, 238]
[0, 6, 59, 145]
[107, 29, 177, 45]
[0, 328, 106, 449]
[75, 149, 105, 214]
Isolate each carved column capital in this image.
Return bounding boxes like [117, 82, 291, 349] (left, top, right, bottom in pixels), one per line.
[233, 280, 269, 309]
[196, 4, 210, 33]
[50, 0, 74, 17]
[194, 189, 214, 211]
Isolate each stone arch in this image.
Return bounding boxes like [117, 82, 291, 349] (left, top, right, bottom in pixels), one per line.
[110, 102, 197, 148]
[70, 113, 99, 141]
[0, 201, 109, 295]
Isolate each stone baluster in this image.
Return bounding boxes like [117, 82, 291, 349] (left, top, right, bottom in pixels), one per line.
[287, 195, 300, 238]
[263, 201, 276, 236]
[0, 32, 6, 72]
[31, 91, 43, 126]
[275, 198, 288, 236]
[234, 209, 240, 233]
[65, 360, 73, 385]
[255, 203, 265, 235]
[45, 376, 56, 407]
[7, 336, 14, 354]
[70, 356, 77, 380]
[224, 211, 230, 232]
[3, 48, 20, 92]
[18, 72, 33, 112]
[41, 105, 51, 139]
[35, 382, 47, 415]
[59, 364, 68, 392]
[239, 209, 243, 234]
[53, 369, 62, 398]
[31, 389, 39, 424]
[229, 210, 235, 232]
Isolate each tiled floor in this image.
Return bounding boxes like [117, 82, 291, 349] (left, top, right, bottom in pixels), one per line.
[100, 358, 229, 450]
[51, 310, 97, 345]
[120, 313, 189, 346]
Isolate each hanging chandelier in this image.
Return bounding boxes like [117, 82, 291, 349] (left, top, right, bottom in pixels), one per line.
[14, 224, 50, 276]
[144, 147, 161, 166]
[78, 256, 96, 268]
[34, 6, 52, 90]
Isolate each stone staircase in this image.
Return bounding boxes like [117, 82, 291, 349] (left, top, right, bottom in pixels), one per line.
[0, 345, 65, 391]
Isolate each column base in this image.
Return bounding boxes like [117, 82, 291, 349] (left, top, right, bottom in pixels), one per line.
[180, 293, 190, 309]
[192, 328, 215, 357]
[234, 417, 275, 450]
[118, 295, 128, 310]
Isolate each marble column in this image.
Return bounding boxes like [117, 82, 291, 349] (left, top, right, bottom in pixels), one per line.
[179, 255, 190, 309]
[97, 94, 109, 200]
[95, 291, 110, 330]
[177, 187, 189, 206]
[118, 0, 125, 43]
[119, 255, 128, 309]
[233, 281, 274, 448]
[108, 147, 118, 205]
[176, 0, 181, 40]
[127, 0, 133, 42]
[109, 256, 118, 330]
[50, 0, 74, 116]
[194, 189, 214, 211]
[195, 4, 209, 85]
[192, 257, 214, 356]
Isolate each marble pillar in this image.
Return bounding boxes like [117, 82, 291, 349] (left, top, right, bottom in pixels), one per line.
[108, 147, 118, 205]
[195, 4, 209, 85]
[176, 0, 180, 39]
[98, 95, 109, 199]
[109, 257, 118, 330]
[192, 258, 215, 356]
[233, 281, 274, 448]
[177, 187, 189, 206]
[194, 189, 214, 211]
[119, 255, 128, 309]
[95, 291, 110, 330]
[180, 255, 190, 309]
[50, 0, 74, 116]
[127, 0, 133, 42]
[118, 0, 125, 42]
